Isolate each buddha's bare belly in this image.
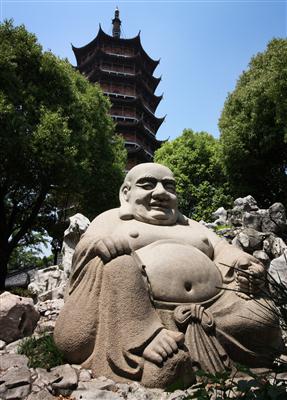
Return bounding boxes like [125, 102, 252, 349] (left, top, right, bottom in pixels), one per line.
[136, 240, 223, 304]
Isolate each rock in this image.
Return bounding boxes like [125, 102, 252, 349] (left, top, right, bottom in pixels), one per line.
[232, 228, 265, 253]
[72, 388, 123, 400]
[61, 213, 90, 279]
[0, 354, 29, 371]
[5, 272, 30, 289]
[262, 203, 287, 236]
[28, 266, 66, 301]
[269, 203, 287, 232]
[77, 378, 116, 392]
[0, 384, 31, 400]
[33, 368, 59, 391]
[252, 250, 270, 268]
[242, 212, 262, 231]
[0, 292, 40, 343]
[27, 388, 56, 400]
[211, 207, 227, 226]
[269, 250, 287, 288]
[36, 320, 56, 334]
[0, 366, 31, 387]
[5, 337, 29, 354]
[233, 195, 259, 212]
[0, 340, 6, 350]
[263, 235, 287, 259]
[0, 367, 31, 400]
[78, 369, 92, 382]
[50, 364, 78, 393]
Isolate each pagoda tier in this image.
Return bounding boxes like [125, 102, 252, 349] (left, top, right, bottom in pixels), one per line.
[72, 10, 164, 167]
[72, 26, 159, 75]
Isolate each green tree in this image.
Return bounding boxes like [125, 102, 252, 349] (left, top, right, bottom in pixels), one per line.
[155, 129, 232, 221]
[219, 38, 287, 207]
[0, 21, 126, 288]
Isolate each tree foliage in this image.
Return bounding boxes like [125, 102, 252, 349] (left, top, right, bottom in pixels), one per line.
[155, 129, 232, 221]
[219, 38, 287, 207]
[0, 20, 126, 287]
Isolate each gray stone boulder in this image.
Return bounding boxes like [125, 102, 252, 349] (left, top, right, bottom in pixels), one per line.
[262, 203, 287, 236]
[5, 271, 30, 289]
[242, 212, 262, 231]
[211, 207, 228, 226]
[0, 292, 40, 343]
[233, 195, 259, 212]
[61, 213, 90, 279]
[232, 228, 266, 254]
[263, 234, 287, 259]
[269, 250, 287, 289]
[28, 265, 66, 301]
[0, 366, 31, 400]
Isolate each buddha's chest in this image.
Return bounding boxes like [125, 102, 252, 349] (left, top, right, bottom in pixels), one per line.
[115, 221, 214, 259]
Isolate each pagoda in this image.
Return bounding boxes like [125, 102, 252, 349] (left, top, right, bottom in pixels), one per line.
[72, 8, 164, 169]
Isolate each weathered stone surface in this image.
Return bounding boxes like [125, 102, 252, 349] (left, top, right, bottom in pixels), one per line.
[0, 367, 31, 400]
[211, 207, 227, 226]
[78, 368, 92, 382]
[0, 292, 40, 343]
[0, 384, 30, 400]
[27, 388, 56, 400]
[269, 250, 287, 287]
[5, 272, 30, 289]
[263, 235, 287, 259]
[233, 195, 259, 212]
[61, 213, 90, 279]
[232, 228, 265, 253]
[0, 340, 6, 350]
[0, 366, 31, 388]
[72, 388, 123, 400]
[55, 164, 283, 388]
[28, 266, 66, 301]
[242, 212, 262, 231]
[5, 337, 29, 354]
[50, 364, 78, 392]
[252, 250, 270, 268]
[77, 378, 116, 392]
[0, 354, 28, 371]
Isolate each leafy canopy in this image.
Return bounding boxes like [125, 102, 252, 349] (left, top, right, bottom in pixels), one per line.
[155, 129, 232, 221]
[0, 20, 126, 284]
[219, 38, 287, 207]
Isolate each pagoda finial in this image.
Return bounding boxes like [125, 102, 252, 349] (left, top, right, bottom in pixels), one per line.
[112, 7, 121, 38]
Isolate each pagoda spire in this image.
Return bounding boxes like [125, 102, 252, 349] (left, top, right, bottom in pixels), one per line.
[112, 7, 121, 38]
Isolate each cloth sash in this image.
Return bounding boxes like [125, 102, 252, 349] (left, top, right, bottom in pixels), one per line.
[174, 304, 231, 374]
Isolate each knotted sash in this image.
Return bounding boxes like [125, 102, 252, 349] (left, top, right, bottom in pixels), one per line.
[174, 304, 231, 374]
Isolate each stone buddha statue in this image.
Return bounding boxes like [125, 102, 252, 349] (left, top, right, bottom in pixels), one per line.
[54, 163, 283, 388]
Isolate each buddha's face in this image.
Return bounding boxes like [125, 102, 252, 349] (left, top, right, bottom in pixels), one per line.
[122, 163, 178, 226]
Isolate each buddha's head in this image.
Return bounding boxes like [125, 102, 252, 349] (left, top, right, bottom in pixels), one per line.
[119, 163, 179, 226]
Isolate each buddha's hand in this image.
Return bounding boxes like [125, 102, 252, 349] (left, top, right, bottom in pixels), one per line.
[94, 234, 131, 263]
[235, 254, 266, 299]
[142, 329, 184, 365]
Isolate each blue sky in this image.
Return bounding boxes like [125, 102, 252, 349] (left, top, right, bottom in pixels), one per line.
[1, 0, 286, 141]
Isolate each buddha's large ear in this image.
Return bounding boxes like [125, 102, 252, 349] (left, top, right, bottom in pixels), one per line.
[119, 183, 134, 220]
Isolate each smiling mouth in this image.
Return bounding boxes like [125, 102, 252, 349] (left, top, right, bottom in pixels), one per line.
[150, 203, 169, 210]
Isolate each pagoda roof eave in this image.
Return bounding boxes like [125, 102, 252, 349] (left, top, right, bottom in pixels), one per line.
[87, 67, 161, 92]
[72, 26, 159, 72]
[110, 94, 163, 117]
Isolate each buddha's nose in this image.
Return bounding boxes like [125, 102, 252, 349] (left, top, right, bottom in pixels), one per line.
[153, 182, 168, 198]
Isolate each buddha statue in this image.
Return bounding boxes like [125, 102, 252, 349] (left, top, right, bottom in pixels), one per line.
[54, 163, 283, 388]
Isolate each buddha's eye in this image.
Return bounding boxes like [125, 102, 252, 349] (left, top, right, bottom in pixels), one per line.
[163, 182, 176, 193]
[138, 182, 155, 190]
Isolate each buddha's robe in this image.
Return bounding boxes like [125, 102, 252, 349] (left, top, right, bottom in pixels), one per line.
[54, 209, 283, 388]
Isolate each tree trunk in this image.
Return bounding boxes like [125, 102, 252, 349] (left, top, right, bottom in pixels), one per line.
[0, 249, 9, 291]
